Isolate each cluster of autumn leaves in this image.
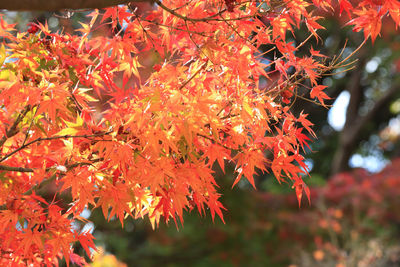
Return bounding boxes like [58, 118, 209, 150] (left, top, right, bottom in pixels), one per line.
[0, 0, 399, 265]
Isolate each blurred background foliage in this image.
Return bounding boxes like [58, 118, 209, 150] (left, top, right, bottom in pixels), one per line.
[2, 2, 400, 266]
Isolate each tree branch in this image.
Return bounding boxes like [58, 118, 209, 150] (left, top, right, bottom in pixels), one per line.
[0, 158, 103, 173]
[0, 132, 111, 163]
[22, 158, 103, 196]
[0, 164, 34, 172]
[0, 0, 146, 11]
[154, 0, 253, 22]
[0, 106, 30, 148]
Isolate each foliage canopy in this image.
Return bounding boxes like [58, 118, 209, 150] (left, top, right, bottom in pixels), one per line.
[0, 0, 399, 265]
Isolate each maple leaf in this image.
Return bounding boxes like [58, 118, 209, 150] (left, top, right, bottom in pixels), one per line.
[311, 0, 332, 10]
[297, 112, 316, 137]
[338, 0, 353, 16]
[383, 0, 400, 28]
[207, 193, 226, 223]
[310, 46, 328, 58]
[36, 86, 70, 123]
[275, 58, 288, 78]
[348, 8, 382, 43]
[295, 128, 312, 152]
[305, 15, 325, 40]
[20, 229, 44, 256]
[293, 179, 310, 207]
[69, 253, 87, 267]
[272, 15, 294, 41]
[297, 57, 322, 86]
[310, 85, 330, 106]
[76, 231, 97, 258]
[202, 143, 231, 173]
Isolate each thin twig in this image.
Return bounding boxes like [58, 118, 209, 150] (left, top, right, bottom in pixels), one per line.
[179, 61, 208, 90]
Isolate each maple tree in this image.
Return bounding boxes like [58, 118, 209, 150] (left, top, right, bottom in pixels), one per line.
[0, 0, 399, 265]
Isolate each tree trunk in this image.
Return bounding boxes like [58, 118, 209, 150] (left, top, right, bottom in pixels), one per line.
[331, 54, 366, 175]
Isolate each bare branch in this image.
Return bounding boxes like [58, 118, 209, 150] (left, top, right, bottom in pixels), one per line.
[154, 0, 254, 22]
[0, 0, 146, 11]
